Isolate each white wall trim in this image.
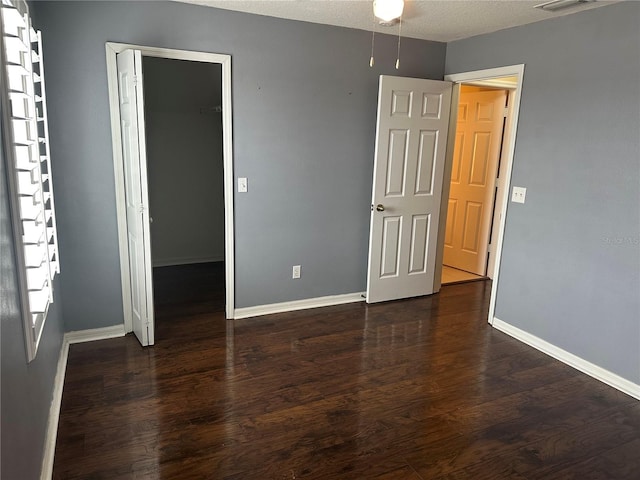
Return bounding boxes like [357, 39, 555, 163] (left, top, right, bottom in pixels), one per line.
[234, 292, 365, 320]
[40, 324, 127, 479]
[105, 42, 235, 330]
[65, 324, 126, 344]
[444, 64, 525, 326]
[40, 335, 69, 480]
[493, 318, 640, 401]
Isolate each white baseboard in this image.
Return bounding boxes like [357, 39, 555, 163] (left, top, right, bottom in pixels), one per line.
[40, 324, 127, 480]
[492, 318, 640, 401]
[40, 335, 69, 480]
[152, 256, 224, 268]
[65, 324, 126, 344]
[233, 292, 365, 320]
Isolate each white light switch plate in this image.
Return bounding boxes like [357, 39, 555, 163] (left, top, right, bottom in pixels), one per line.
[512, 186, 526, 204]
[238, 177, 248, 193]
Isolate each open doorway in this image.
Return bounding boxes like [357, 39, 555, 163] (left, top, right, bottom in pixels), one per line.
[106, 43, 235, 347]
[441, 76, 518, 286]
[432, 65, 524, 326]
[142, 57, 225, 338]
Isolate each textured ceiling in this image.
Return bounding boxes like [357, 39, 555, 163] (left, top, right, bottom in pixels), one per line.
[175, 0, 614, 42]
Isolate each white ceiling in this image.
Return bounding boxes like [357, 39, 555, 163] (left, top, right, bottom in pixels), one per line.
[175, 0, 615, 42]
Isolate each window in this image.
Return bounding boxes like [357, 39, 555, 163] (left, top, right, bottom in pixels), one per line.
[1, 0, 59, 361]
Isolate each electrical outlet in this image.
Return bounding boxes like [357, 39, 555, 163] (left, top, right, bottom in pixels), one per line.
[511, 186, 527, 204]
[292, 265, 301, 279]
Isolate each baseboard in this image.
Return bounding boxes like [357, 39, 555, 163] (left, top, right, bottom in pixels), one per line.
[152, 256, 224, 268]
[65, 324, 126, 344]
[40, 335, 69, 480]
[40, 324, 128, 479]
[492, 318, 640, 401]
[233, 292, 365, 320]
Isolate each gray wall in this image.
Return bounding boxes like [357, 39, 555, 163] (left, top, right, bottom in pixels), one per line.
[446, 2, 640, 383]
[143, 57, 225, 267]
[34, 0, 446, 328]
[1, 116, 65, 479]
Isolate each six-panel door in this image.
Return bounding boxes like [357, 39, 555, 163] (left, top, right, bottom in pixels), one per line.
[367, 76, 452, 303]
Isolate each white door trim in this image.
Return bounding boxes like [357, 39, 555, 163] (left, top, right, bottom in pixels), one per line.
[441, 64, 525, 326]
[105, 42, 236, 330]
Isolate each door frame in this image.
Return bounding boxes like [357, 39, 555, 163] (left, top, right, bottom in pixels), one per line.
[105, 42, 235, 331]
[435, 64, 525, 325]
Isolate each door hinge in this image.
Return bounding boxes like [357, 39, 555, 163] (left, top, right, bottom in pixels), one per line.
[133, 74, 138, 86]
[503, 107, 509, 117]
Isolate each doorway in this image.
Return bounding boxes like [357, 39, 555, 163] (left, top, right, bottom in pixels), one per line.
[441, 78, 517, 285]
[106, 43, 235, 345]
[143, 57, 226, 337]
[435, 65, 525, 326]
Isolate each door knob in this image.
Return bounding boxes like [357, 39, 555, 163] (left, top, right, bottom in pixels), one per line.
[376, 204, 385, 212]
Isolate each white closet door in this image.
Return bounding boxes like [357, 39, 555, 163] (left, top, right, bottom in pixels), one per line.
[116, 49, 154, 346]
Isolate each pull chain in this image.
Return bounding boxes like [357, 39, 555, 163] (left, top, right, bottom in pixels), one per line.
[370, 30, 376, 67]
[395, 14, 403, 69]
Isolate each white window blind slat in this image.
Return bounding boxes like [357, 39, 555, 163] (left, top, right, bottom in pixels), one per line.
[15, 152, 38, 171]
[6, 67, 27, 93]
[22, 216, 44, 240]
[10, 118, 34, 144]
[1, 5, 24, 35]
[22, 215, 44, 241]
[16, 169, 39, 195]
[28, 289, 49, 313]
[9, 94, 30, 119]
[26, 265, 48, 291]
[19, 195, 43, 220]
[23, 242, 47, 268]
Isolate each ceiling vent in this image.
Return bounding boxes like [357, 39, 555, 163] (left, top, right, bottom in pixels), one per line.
[535, 0, 595, 11]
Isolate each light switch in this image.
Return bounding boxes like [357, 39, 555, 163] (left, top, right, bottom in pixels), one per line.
[238, 177, 248, 193]
[511, 186, 526, 204]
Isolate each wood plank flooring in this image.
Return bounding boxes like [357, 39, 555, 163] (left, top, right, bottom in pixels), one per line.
[53, 263, 640, 479]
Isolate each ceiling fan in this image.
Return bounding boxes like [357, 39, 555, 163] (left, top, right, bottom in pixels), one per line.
[373, 0, 405, 25]
[370, 0, 406, 68]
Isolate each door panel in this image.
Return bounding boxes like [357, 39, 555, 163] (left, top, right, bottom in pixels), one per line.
[367, 76, 452, 303]
[451, 132, 464, 183]
[462, 201, 483, 253]
[444, 88, 507, 275]
[408, 214, 430, 274]
[415, 131, 437, 194]
[116, 49, 154, 346]
[386, 130, 409, 196]
[469, 133, 491, 186]
[381, 216, 402, 278]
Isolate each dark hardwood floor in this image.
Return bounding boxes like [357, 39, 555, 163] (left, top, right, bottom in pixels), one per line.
[53, 263, 640, 479]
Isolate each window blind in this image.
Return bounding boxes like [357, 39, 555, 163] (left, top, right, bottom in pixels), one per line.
[2, 0, 59, 359]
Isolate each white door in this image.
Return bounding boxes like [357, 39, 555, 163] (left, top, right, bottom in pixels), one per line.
[116, 49, 154, 346]
[444, 89, 507, 275]
[366, 76, 452, 303]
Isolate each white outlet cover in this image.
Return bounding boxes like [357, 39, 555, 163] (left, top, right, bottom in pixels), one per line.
[238, 177, 248, 193]
[512, 186, 526, 204]
[292, 265, 301, 279]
